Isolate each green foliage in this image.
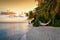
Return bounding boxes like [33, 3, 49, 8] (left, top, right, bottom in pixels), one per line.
[28, 11, 34, 19]
[53, 4, 60, 27]
[55, 5, 60, 19]
[55, 13, 60, 19]
[32, 18, 40, 27]
[29, 0, 59, 27]
[39, 15, 50, 23]
[53, 19, 60, 27]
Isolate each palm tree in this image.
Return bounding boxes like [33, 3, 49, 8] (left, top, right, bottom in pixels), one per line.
[31, 0, 60, 26]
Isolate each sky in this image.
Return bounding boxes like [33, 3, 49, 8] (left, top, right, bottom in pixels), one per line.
[0, 0, 37, 13]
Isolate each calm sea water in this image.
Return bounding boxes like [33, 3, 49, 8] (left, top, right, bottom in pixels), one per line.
[0, 22, 29, 40]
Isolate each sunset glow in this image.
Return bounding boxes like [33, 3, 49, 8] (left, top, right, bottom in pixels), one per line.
[0, 0, 37, 16]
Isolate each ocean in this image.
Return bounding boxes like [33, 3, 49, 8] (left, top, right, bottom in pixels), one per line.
[0, 22, 29, 40]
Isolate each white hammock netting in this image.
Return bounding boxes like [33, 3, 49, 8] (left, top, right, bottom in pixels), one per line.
[39, 19, 51, 26]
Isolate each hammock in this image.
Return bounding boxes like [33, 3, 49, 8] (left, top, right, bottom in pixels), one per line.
[39, 19, 51, 26]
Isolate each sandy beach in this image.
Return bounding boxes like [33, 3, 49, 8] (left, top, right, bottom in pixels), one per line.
[0, 23, 60, 40]
[26, 24, 60, 40]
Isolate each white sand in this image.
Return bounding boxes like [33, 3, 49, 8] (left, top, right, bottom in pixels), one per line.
[26, 24, 60, 40]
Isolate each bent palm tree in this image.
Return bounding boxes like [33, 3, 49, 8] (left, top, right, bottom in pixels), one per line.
[32, 0, 59, 26]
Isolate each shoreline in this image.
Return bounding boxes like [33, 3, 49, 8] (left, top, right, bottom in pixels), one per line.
[26, 25, 60, 40]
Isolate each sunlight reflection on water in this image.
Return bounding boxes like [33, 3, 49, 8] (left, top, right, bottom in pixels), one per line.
[0, 22, 29, 40]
